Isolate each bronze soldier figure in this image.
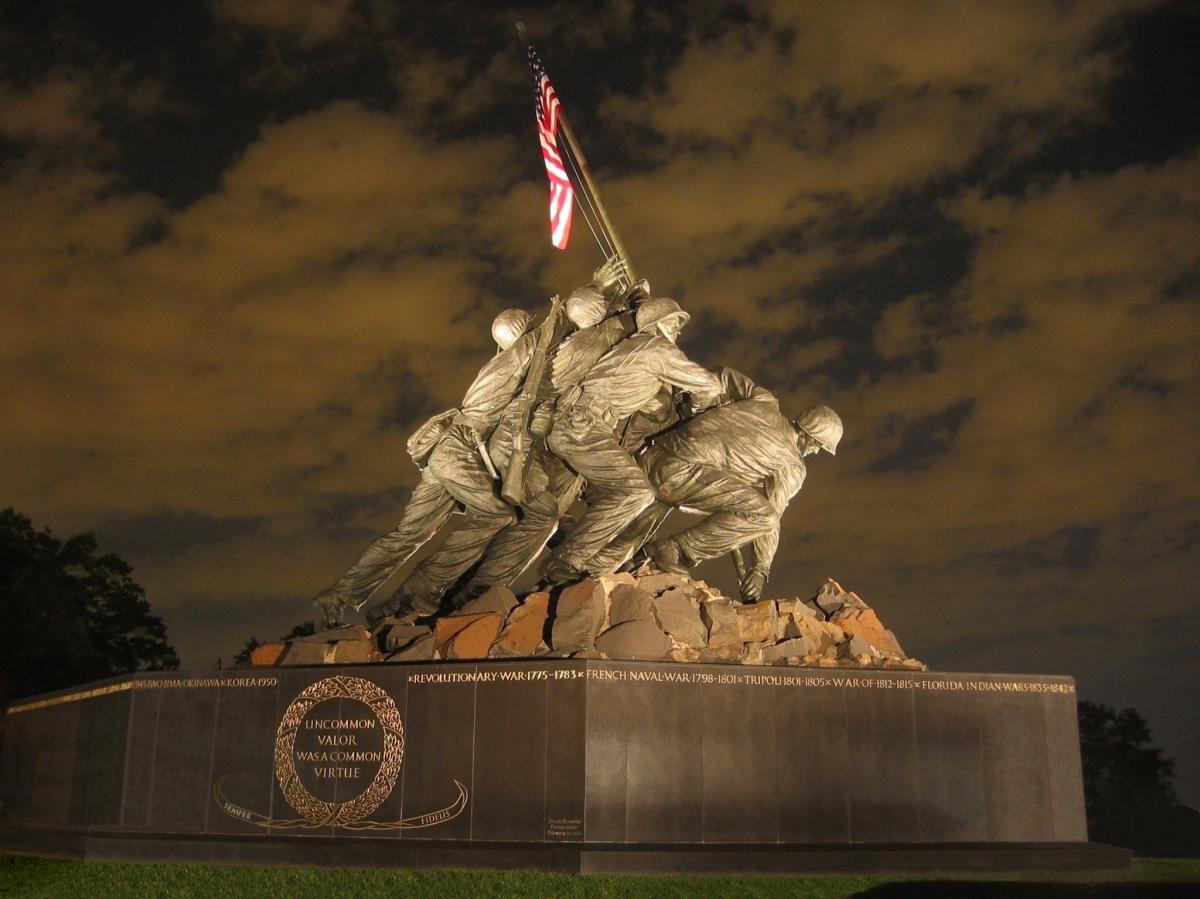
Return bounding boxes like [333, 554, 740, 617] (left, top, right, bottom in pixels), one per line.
[311, 309, 542, 627]
[539, 296, 722, 584]
[603, 369, 842, 602]
[452, 286, 625, 599]
[341, 261, 637, 621]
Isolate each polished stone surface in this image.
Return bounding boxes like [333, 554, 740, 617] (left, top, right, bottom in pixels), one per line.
[0, 662, 1112, 871]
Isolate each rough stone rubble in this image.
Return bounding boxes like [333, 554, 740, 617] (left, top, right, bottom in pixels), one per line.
[248, 572, 926, 671]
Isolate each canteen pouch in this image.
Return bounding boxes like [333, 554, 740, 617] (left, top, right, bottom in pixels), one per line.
[406, 408, 458, 466]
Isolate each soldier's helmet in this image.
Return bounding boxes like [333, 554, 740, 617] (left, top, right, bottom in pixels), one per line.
[635, 296, 690, 335]
[794, 405, 843, 455]
[491, 308, 534, 350]
[565, 285, 607, 329]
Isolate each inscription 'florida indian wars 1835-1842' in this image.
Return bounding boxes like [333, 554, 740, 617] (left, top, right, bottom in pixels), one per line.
[213, 675, 467, 830]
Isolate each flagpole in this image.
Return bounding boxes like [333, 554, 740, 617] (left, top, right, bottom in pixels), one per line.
[517, 22, 637, 284]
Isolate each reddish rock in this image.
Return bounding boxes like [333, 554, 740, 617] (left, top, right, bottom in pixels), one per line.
[597, 571, 638, 594]
[608, 584, 654, 626]
[550, 578, 606, 652]
[332, 640, 374, 663]
[279, 642, 332, 665]
[783, 615, 843, 654]
[702, 600, 742, 659]
[445, 613, 503, 659]
[763, 637, 813, 664]
[379, 624, 432, 653]
[249, 643, 286, 667]
[775, 599, 818, 638]
[736, 601, 778, 643]
[652, 588, 707, 648]
[458, 585, 518, 616]
[812, 578, 867, 617]
[634, 572, 690, 596]
[292, 625, 370, 643]
[742, 642, 767, 665]
[435, 612, 495, 655]
[594, 619, 671, 660]
[669, 644, 702, 663]
[491, 592, 551, 657]
[388, 633, 434, 662]
[833, 607, 904, 658]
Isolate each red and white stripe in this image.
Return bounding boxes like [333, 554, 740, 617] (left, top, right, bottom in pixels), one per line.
[536, 73, 574, 249]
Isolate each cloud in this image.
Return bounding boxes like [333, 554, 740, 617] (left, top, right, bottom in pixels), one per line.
[0, 98, 531, 548]
[0, 66, 169, 148]
[3, 1, 1199, 802]
[97, 509, 264, 559]
[209, 0, 358, 48]
[0, 74, 99, 143]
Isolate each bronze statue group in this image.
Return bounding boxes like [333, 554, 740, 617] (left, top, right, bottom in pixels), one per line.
[313, 260, 842, 628]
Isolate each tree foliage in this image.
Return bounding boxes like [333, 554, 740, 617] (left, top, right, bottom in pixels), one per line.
[1, 508, 179, 699]
[1079, 699, 1199, 856]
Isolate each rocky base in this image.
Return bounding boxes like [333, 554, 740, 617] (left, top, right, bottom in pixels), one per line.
[249, 572, 925, 670]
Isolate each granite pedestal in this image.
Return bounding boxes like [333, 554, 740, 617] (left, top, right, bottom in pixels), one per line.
[0, 661, 1128, 872]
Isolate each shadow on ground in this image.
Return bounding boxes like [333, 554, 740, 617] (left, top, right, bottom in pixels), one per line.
[849, 883, 1197, 898]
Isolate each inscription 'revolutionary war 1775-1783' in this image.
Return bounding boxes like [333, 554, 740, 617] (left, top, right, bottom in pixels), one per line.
[406, 666, 1074, 693]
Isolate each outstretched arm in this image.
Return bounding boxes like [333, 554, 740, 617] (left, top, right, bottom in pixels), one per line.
[653, 339, 722, 412]
[749, 461, 806, 578]
[714, 367, 775, 405]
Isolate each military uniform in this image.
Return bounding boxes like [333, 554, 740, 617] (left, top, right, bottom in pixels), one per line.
[324, 330, 539, 619]
[543, 331, 721, 577]
[456, 315, 631, 597]
[581, 386, 681, 574]
[597, 369, 806, 580]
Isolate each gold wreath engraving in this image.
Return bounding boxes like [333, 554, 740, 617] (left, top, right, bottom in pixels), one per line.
[273, 675, 403, 826]
[213, 674, 469, 830]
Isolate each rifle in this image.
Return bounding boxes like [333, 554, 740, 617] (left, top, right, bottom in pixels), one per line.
[502, 25, 640, 507]
[501, 294, 567, 506]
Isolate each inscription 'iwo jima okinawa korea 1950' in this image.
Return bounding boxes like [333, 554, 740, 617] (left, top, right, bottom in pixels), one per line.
[310, 24, 843, 636]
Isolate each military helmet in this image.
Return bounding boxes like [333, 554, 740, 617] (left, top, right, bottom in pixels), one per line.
[491, 308, 534, 351]
[635, 296, 690, 335]
[565, 285, 607, 329]
[794, 404, 843, 455]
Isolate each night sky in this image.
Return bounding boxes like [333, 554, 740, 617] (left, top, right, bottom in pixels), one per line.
[2, 2, 1198, 804]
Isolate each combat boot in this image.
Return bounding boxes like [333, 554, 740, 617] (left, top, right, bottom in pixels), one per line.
[647, 536, 690, 576]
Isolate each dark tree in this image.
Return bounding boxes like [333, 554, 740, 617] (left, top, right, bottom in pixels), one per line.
[1079, 699, 1200, 856]
[1, 508, 179, 700]
[233, 620, 316, 666]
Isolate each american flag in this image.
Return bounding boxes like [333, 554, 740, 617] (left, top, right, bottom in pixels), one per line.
[527, 45, 574, 250]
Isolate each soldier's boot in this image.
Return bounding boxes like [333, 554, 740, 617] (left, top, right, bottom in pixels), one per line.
[312, 588, 351, 629]
[540, 556, 585, 587]
[617, 550, 646, 573]
[365, 585, 439, 628]
[646, 536, 691, 576]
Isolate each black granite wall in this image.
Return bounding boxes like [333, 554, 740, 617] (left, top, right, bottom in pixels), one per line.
[0, 663, 1087, 848]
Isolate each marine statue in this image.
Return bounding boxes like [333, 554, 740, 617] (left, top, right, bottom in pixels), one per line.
[601, 369, 841, 602]
[311, 304, 542, 627]
[537, 294, 722, 586]
[311, 266, 841, 626]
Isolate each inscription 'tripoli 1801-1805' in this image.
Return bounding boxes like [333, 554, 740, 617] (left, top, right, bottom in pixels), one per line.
[213, 675, 468, 830]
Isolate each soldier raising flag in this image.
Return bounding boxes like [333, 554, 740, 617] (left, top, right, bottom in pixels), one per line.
[527, 41, 573, 250]
[308, 24, 841, 626]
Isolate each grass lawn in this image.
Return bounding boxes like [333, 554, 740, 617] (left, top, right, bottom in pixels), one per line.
[1, 855, 1197, 898]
